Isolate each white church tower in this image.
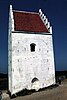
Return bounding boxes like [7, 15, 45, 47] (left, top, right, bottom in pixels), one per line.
[8, 5, 55, 95]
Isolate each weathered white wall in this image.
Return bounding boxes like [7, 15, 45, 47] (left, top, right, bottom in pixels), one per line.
[8, 5, 14, 93]
[10, 32, 55, 94]
[8, 11, 12, 93]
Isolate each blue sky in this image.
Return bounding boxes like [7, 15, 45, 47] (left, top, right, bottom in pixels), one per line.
[0, 0, 67, 73]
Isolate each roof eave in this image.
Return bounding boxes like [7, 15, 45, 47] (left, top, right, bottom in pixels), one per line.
[12, 30, 52, 35]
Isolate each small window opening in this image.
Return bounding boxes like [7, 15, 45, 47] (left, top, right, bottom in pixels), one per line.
[31, 77, 39, 83]
[47, 59, 48, 62]
[18, 59, 19, 62]
[30, 43, 36, 52]
[17, 50, 19, 52]
[18, 41, 19, 44]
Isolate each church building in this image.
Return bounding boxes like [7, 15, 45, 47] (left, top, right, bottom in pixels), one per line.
[8, 5, 55, 95]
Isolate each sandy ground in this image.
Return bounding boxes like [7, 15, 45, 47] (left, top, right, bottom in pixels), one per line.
[3, 79, 67, 100]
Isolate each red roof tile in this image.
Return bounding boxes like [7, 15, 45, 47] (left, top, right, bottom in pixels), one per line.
[13, 11, 49, 33]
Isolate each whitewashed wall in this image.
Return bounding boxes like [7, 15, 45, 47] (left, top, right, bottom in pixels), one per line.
[10, 32, 55, 94]
[8, 10, 12, 93]
[8, 5, 14, 93]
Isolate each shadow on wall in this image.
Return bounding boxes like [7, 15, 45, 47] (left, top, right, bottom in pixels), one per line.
[10, 84, 59, 99]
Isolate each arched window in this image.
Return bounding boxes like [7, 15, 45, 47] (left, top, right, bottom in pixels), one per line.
[30, 43, 36, 52]
[31, 77, 39, 83]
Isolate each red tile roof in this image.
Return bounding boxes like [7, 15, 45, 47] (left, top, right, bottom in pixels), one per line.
[13, 11, 49, 33]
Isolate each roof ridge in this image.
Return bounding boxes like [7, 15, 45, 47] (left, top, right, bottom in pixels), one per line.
[13, 10, 39, 15]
